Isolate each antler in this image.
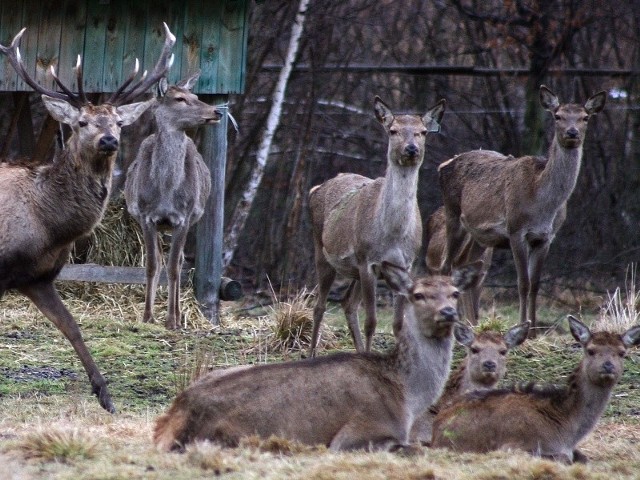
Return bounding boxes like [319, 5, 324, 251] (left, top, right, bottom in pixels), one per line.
[0, 23, 176, 108]
[108, 22, 176, 106]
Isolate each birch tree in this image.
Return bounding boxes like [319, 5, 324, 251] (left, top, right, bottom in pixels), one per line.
[222, 0, 311, 269]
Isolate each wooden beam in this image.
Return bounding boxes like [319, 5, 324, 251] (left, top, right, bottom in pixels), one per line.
[195, 94, 229, 324]
[57, 264, 188, 285]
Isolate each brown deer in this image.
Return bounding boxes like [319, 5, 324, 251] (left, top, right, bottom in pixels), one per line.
[309, 96, 446, 355]
[431, 315, 640, 463]
[438, 86, 606, 336]
[153, 261, 482, 452]
[124, 71, 222, 329]
[425, 206, 493, 324]
[0, 25, 176, 413]
[410, 321, 529, 444]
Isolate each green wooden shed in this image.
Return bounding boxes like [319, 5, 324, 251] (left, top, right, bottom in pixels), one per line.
[0, 0, 251, 322]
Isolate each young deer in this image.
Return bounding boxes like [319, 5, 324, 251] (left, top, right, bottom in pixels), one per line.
[425, 206, 493, 324]
[431, 316, 640, 463]
[410, 321, 529, 444]
[124, 72, 222, 329]
[0, 25, 175, 413]
[439, 86, 606, 336]
[309, 96, 446, 355]
[154, 261, 482, 452]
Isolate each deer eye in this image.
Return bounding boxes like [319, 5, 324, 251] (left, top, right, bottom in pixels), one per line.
[175, 97, 186, 102]
[587, 348, 596, 356]
[582, 116, 589, 122]
[554, 115, 562, 121]
[470, 347, 480, 354]
[618, 351, 626, 358]
[78, 120, 88, 127]
[499, 349, 508, 356]
[412, 293, 425, 301]
[451, 291, 460, 299]
[116, 120, 124, 127]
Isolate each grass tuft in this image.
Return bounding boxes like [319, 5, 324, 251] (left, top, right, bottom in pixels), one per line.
[594, 263, 640, 333]
[19, 429, 97, 463]
[185, 441, 239, 474]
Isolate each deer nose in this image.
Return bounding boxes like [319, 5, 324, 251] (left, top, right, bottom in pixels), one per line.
[99, 135, 119, 152]
[439, 306, 457, 323]
[602, 361, 615, 374]
[482, 360, 497, 372]
[404, 144, 419, 157]
[566, 127, 579, 139]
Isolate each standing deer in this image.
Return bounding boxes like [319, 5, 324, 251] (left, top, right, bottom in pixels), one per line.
[438, 86, 606, 336]
[0, 24, 176, 413]
[425, 206, 493, 324]
[124, 71, 222, 329]
[431, 315, 640, 463]
[410, 321, 529, 444]
[153, 261, 482, 452]
[309, 96, 446, 355]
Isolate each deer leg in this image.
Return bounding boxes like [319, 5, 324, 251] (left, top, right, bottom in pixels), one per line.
[527, 242, 550, 338]
[510, 237, 531, 334]
[142, 224, 162, 323]
[165, 226, 189, 330]
[342, 279, 364, 352]
[442, 212, 467, 275]
[18, 282, 115, 413]
[310, 255, 336, 357]
[392, 294, 406, 335]
[360, 264, 378, 353]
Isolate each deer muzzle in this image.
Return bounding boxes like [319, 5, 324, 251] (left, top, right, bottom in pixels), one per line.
[98, 135, 119, 152]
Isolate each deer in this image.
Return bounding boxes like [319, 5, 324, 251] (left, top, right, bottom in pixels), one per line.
[425, 206, 493, 324]
[153, 261, 482, 452]
[0, 24, 176, 413]
[124, 71, 222, 329]
[438, 86, 606, 337]
[431, 315, 640, 463]
[309, 96, 446, 356]
[409, 320, 530, 444]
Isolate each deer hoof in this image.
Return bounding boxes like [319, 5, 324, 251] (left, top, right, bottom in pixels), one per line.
[92, 382, 116, 413]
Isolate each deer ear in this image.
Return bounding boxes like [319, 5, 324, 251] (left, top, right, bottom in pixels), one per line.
[41, 95, 79, 125]
[454, 323, 475, 347]
[622, 325, 640, 348]
[423, 99, 446, 133]
[504, 321, 530, 349]
[116, 98, 156, 126]
[178, 70, 201, 91]
[374, 96, 394, 128]
[585, 91, 607, 115]
[568, 315, 591, 345]
[539, 85, 560, 112]
[376, 261, 413, 296]
[157, 77, 169, 97]
[451, 260, 484, 292]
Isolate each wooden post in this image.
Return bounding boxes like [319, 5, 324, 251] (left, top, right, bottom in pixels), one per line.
[195, 94, 229, 324]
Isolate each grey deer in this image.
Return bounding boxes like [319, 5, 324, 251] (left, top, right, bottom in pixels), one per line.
[0, 24, 176, 412]
[124, 71, 222, 329]
[153, 261, 482, 452]
[438, 86, 606, 336]
[425, 206, 493, 324]
[410, 321, 529, 444]
[431, 315, 640, 464]
[309, 96, 446, 355]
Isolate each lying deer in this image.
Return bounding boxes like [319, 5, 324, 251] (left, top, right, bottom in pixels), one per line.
[425, 206, 492, 324]
[154, 261, 482, 452]
[410, 321, 529, 444]
[431, 315, 640, 463]
[309, 96, 446, 355]
[0, 25, 175, 413]
[438, 86, 606, 336]
[124, 71, 222, 329]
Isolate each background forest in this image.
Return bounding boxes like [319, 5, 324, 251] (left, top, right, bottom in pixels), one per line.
[222, 0, 640, 298]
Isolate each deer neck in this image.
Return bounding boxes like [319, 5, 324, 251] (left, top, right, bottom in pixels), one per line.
[554, 364, 615, 446]
[433, 362, 468, 409]
[535, 140, 583, 208]
[151, 122, 188, 182]
[376, 161, 420, 233]
[36, 138, 115, 244]
[391, 314, 455, 418]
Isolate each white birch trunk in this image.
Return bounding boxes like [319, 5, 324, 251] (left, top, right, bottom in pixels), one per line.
[222, 0, 311, 269]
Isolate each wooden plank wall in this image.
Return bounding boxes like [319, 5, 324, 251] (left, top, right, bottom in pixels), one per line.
[0, 0, 248, 94]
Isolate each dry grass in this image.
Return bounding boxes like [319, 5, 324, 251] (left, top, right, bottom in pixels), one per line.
[593, 264, 640, 333]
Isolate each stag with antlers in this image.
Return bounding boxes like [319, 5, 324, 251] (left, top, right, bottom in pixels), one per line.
[0, 24, 176, 413]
